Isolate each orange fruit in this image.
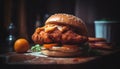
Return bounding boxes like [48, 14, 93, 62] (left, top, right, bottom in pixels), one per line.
[14, 38, 30, 53]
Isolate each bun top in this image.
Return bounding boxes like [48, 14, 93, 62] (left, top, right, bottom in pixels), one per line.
[45, 13, 88, 36]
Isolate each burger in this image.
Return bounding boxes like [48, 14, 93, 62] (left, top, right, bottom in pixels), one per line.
[31, 13, 90, 57]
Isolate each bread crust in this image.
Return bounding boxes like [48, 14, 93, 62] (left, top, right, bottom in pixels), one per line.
[41, 50, 83, 57]
[45, 13, 88, 36]
[88, 37, 106, 42]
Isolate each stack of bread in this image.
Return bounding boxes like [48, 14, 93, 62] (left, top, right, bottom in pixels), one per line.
[88, 37, 112, 50]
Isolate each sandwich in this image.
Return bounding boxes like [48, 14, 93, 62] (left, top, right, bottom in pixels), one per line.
[31, 13, 90, 57]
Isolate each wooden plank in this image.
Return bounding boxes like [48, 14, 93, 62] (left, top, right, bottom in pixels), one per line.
[1, 49, 118, 64]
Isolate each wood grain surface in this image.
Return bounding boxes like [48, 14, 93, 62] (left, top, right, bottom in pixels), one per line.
[1, 49, 116, 64]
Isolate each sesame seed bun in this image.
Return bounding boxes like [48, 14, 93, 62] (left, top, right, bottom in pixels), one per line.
[45, 13, 88, 36]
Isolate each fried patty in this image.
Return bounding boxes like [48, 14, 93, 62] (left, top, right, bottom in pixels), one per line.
[32, 27, 88, 44]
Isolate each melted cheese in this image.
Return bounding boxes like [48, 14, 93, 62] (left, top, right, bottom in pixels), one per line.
[56, 25, 63, 31]
[45, 26, 56, 32]
[44, 24, 66, 32]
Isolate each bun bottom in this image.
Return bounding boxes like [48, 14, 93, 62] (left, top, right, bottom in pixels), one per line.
[41, 50, 83, 57]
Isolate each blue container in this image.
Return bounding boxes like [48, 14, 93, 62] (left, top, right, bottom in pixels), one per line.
[94, 20, 120, 46]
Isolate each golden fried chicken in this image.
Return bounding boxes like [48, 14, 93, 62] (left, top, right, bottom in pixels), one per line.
[32, 27, 87, 45]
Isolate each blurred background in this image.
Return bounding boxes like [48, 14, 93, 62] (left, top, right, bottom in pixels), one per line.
[0, 0, 120, 53]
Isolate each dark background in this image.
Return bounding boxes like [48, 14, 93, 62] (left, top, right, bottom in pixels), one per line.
[0, 0, 120, 52]
[0, 0, 120, 69]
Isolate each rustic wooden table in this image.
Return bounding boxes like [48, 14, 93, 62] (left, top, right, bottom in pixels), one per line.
[1, 48, 120, 69]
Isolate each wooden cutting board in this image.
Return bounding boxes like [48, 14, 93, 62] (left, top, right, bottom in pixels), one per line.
[1, 49, 117, 64]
